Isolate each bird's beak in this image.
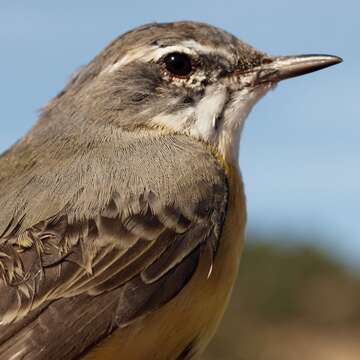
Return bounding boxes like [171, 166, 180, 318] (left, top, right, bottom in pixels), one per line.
[256, 54, 342, 83]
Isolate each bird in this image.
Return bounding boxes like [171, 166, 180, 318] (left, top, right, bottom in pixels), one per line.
[0, 21, 341, 360]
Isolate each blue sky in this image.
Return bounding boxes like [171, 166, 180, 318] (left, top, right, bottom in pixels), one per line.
[0, 1, 359, 266]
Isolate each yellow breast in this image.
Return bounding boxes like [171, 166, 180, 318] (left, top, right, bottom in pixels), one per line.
[83, 164, 246, 360]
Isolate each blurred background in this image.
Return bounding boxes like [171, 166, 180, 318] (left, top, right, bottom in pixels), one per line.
[0, 1, 359, 359]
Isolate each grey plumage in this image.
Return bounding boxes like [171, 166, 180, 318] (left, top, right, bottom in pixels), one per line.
[0, 19, 341, 360]
[0, 20, 265, 359]
[0, 126, 228, 356]
[1, 21, 252, 359]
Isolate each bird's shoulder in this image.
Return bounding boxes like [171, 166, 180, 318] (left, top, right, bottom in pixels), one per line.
[0, 129, 228, 235]
[0, 130, 229, 359]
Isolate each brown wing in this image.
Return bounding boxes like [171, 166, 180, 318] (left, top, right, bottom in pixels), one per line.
[0, 134, 228, 359]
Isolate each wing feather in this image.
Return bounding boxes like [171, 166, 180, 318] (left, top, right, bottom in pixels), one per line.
[0, 133, 228, 359]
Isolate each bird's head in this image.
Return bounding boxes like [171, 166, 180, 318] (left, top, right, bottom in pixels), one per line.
[42, 21, 341, 164]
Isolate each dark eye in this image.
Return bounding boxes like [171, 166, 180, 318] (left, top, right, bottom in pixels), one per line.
[163, 52, 193, 77]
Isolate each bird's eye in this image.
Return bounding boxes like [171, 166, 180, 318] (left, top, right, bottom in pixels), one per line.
[163, 52, 193, 77]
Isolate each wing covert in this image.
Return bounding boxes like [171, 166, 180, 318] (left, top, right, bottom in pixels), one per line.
[0, 132, 228, 359]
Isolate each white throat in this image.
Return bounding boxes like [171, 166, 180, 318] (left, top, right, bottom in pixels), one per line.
[152, 82, 272, 166]
[216, 83, 272, 164]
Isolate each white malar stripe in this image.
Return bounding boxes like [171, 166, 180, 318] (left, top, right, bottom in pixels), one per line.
[191, 85, 228, 141]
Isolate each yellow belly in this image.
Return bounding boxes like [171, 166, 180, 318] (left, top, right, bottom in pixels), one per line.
[83, 166, 246, 360]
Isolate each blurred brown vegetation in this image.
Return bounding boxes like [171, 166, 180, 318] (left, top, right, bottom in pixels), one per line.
[203, 237, 360, 360]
